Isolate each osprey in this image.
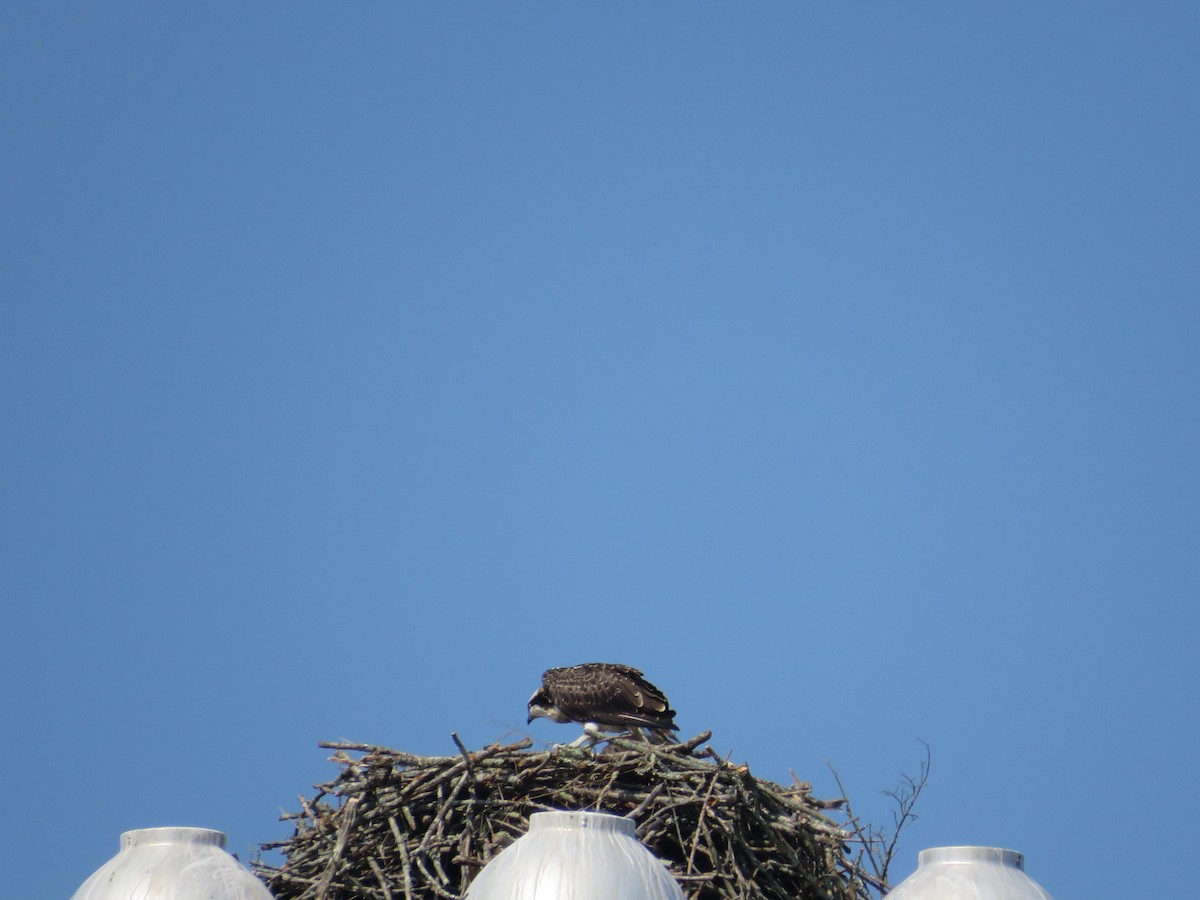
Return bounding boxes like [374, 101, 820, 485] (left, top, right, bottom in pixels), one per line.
[527, 662, 678, 745]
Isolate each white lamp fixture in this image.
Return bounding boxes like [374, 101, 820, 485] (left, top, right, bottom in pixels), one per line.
[886, 846, 1054, 900]
[465, 810, 686, 900]
[71, 827, 274, 900]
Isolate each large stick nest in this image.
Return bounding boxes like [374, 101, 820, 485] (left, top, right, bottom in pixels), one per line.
[256, 732, 875, 900]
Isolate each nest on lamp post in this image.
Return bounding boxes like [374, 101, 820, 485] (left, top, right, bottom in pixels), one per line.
[255, 731, 881, 900]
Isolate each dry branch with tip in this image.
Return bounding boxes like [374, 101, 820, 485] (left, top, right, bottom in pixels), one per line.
[255, 732, 882, 900]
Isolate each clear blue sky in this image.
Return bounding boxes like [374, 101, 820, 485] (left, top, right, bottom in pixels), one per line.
[3, 4, 1197, 898]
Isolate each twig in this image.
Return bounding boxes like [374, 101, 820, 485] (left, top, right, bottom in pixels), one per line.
[450, 733, 474, 780]
[314, 795, 359, 899]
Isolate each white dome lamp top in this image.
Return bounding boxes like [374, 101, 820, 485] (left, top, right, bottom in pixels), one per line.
[886, 845, 1054, 900]
[71, 827, 274, 900]
[465, 810, 686, 900]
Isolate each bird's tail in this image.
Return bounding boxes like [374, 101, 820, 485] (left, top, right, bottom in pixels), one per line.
[645, 726, 679, 745]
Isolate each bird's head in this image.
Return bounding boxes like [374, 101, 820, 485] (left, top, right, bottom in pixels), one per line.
[527, 686, 568, 725]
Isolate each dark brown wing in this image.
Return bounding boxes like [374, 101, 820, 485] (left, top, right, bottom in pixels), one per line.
[543, 663, 678, 730]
